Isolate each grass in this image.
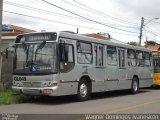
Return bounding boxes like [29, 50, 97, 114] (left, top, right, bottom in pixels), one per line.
[0, 88, 31, 105]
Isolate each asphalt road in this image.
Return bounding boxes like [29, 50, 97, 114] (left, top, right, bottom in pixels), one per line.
[0, 88, 160, 120]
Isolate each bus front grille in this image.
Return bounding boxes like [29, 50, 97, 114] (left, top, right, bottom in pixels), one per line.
[23, 82, 41, 87]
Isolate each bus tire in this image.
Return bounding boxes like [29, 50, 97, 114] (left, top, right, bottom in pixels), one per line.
[77, 79, 89, 101]
[131, 77, 139, 94]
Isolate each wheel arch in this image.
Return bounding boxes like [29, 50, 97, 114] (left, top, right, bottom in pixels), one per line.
[133, 75, 139, 84]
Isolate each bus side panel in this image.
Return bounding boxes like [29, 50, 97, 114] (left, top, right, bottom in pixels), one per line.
[57, 64, 95, 96]
[117, 48, 131, 90]
[118, 67, 136, 90]
[57, 82, 79, 96]
[105, 64, 118, 91]
[139, 67, 153, 88]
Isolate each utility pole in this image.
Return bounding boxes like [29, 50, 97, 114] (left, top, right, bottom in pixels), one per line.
[0, 0, 3, 85]
[145, 37, 148, 48]
[139, 17, 144, 46]
[76, 28, 79, 34]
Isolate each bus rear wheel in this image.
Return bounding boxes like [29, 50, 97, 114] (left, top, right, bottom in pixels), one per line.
[77, 79, 90, 101]
[131, 77, 139, 94]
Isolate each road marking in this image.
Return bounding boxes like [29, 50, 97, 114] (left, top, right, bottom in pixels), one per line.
[78, 99, 160, 120]
[103, 99, 160, 114]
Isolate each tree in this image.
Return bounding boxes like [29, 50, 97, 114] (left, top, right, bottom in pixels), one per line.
[127, 41, 138, 46]
[145, 41, 158, 45]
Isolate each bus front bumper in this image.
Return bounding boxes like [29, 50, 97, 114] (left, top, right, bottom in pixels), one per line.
[12, 86, 58, 96]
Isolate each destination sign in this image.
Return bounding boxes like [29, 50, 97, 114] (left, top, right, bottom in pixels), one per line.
[16, 33, 57, 43]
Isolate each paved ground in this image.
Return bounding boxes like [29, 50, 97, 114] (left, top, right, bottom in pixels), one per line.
[0, 88, 160, 119]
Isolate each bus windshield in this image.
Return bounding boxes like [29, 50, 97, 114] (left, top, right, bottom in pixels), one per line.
[13, 42, 57, 75]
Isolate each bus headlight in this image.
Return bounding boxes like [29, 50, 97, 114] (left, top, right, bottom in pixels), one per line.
[42, 82, 52, 87]
[42, 82, 48, 87]
[42, 81, 58, 87]
[47, 82, 52, 87]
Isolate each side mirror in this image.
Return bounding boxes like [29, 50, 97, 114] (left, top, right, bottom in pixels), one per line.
[3, 45, 15, 59]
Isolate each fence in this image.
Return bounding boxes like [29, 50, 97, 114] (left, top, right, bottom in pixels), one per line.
[0, 51, 13, 90]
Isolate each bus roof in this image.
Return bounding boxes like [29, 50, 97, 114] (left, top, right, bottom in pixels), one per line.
[16, 31, 151, 52]
[58, 31, 151, 52]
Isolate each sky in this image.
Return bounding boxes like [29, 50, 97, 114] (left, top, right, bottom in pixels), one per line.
[2, 0, 160, 45]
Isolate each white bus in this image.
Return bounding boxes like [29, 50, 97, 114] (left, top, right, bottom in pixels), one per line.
[12, 32, 153, 101]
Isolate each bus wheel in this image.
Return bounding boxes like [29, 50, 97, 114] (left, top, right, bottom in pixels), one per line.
[131, 77, 139, 94]
[77, 79, 89, 101]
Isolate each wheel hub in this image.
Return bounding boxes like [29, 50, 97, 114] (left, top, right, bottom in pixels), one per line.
[80, 83, 87, 97]
[133, 81, 138, 91]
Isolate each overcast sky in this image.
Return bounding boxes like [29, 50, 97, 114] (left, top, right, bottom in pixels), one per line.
[3, 0, 160, 44]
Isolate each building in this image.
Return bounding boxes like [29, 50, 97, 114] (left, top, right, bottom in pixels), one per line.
[83, 32, 110, 40]
[83, 33, 127, 44]
[146, 45, 160, 56]
[0, 25, 36, 89]
[2, 24, 36, 51]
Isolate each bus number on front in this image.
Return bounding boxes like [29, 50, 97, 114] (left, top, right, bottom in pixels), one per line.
[14, 77, 26, 81]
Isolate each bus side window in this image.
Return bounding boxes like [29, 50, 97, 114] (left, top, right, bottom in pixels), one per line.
[64, 44, 74, 62]
[60, 43, 74, 63]
[94, 45, 104, 66]
[118, 48, 125, 68]
[60, 43, 74, 73]
[136, 51, 144, 67]
[144, 52, 150, 67]
[94, 46, 98, 65]
[99, 46, 103, 66]
[107, 46, 117, 65]
[77, 42, 93, 64]
[127, 49, 136, 66]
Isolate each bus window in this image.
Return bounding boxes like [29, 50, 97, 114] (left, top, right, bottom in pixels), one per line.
[94, 46, 98, 65]
[127, 49, 136, 66]
[153, 58, 159, 67]
[60, 44, 74, 73]
[99, 46, 103, 66]
[107, 46, 117, 65]
[16, 45, 27, 69]
[121, 50, 125, 67]
[144, 52, 151, 67]
[136, 51, 144, 67]
[64, 44, 74, 62]
[77, 42, 92, 64]
[94, 45, 104, 66]
[118, 48, 125, 68]
[153, 57, 160, 72]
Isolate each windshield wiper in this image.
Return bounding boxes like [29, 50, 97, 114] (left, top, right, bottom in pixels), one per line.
[35, 41, 46, 61]
[38, 41, 46, 50]
[20, 43, 30, 69]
